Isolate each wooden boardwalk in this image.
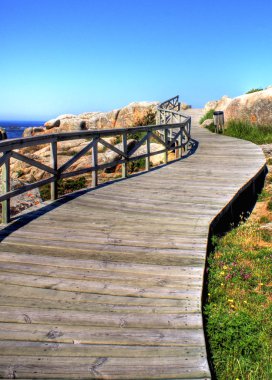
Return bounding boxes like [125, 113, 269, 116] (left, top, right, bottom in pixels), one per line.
[0, 110, 266, 379]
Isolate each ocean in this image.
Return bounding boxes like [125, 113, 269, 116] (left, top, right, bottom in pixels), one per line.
[0, 121, 45, 139]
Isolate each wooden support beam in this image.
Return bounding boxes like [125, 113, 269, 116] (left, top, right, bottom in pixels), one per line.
[92, 137, 98, 188]
[122, 132, 128, 178]
[1, 152, 10, 224]
[145, 131, 151, 171]
[50, 141, 58, 201]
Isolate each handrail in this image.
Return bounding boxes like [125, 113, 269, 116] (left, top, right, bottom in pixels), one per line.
[157, 95, 191, 143]
[0, 108, 191, 224]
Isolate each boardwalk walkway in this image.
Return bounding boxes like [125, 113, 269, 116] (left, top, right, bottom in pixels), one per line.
[0, 110, 266, 379]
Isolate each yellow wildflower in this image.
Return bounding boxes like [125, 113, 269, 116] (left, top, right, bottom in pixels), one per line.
[223, 265, 228, 270]
[227, 299, 234, 303]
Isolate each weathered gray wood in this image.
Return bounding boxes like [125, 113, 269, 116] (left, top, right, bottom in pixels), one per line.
[91, 136, 98, 187]
[122, 131, 128, 178]
[50, 141, 58, 201]
[146, 131, 151, 171]
[0, 104, 266, 379]
[1, 152, 10, 224]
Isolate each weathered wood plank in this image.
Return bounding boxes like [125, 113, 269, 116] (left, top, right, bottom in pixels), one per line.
[0, 106, 266, 379]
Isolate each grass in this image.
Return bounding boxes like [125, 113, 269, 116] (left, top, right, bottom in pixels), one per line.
[205, 216, 272, 379]
[224, 120, 272, 144]
[200, 109, 215, 124]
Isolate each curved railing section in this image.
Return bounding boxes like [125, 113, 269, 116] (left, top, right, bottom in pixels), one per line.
[157, 95, 191, 144]
[0, 99, 191, 223]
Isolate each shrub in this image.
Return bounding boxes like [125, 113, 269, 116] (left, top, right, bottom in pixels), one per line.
[246, 88, 263, 94]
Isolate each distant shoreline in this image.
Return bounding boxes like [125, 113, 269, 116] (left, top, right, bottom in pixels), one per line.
[0, 120, 45, 139]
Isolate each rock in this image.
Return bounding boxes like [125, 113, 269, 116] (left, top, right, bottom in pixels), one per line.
[131, 143, 165, 166]
[200, 119, 214, 128]
[33, 127, 46, 133]
[181, 103, 192, 110]
[23, 127, 34, 137]
[260, 144, 272, 158]
[42, 101, 158, 134]
[114, 102, 158, 128]
[45, 114, 77, 129]
[100, 140, 137, 173]
[224, 88, 272, 125]
[204, 95, 232, 113]
[0, 178, 43, 217]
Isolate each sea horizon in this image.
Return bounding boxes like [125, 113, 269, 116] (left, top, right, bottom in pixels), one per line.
[0, 120, 45, 139]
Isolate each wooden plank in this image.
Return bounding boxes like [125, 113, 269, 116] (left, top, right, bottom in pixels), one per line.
[0, 306, 203, 329]
[1, 152, 10, 224]
[0, 322, 206, 346]
[0, 284, 200, 308]
[0, 272, 202, 299]
[0, 356, 210, 379]
[0, 341, 207, 358]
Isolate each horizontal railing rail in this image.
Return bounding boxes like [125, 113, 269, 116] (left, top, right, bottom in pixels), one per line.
[0, 118, 191, 224]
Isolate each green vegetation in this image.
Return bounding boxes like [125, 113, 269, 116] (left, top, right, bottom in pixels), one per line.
[224, 120, 272, 144]
[205, 217, 272, 379]
[128, 157, 146, 172]
[40, 177, 87, 200]
[199, 109, 215, 124]
[246, 88, 263, 94]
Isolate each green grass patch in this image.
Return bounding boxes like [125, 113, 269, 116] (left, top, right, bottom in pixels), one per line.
[199, 109, 215, 124]
[224, 120, 272, 144]
[205, 220, 272, 379]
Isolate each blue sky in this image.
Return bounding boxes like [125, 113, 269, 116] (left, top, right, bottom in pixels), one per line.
[1, 0, 272, 120]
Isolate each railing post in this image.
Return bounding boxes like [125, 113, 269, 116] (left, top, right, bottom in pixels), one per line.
[1, 153, 10, 224]
[178, 126, 182, 159]
[145, 131, 151, 171]
[50, 141, 58, 201]
[164, 128, 168, 164]
[92, 137, 98, 187]
[122, 131, 128, 178]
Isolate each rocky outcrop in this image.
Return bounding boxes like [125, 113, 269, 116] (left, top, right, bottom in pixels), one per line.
[224, 88, 272, 124]
[23, 101, 159, 138]
[200, 119, 214, 128]
[204, 95, 232, 113]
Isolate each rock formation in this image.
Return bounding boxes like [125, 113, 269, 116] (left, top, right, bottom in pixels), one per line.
[204, 95, 232, 113]
[224, 87, 272, 124]
[24, 101, 159, 137]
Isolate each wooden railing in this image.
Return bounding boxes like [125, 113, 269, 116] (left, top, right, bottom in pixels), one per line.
[0, 100, 191, 224]
[157, 95, 191, 127]
[157, 95, 191, 141]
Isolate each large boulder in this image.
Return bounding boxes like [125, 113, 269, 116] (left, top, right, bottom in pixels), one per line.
[224, 88, 272, 124]
[204, 95, 232, 113]
[41, 101, 158, 134]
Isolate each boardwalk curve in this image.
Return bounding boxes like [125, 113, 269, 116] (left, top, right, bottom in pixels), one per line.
[0, 108, 266, 379]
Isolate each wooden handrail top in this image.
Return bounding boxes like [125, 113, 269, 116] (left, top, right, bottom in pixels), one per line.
[0, 122, 188, 153]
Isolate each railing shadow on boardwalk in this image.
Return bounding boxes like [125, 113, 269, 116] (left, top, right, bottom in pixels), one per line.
[0, 138, 199, 242]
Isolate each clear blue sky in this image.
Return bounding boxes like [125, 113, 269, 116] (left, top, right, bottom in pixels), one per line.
[1, 0, 272, 121]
